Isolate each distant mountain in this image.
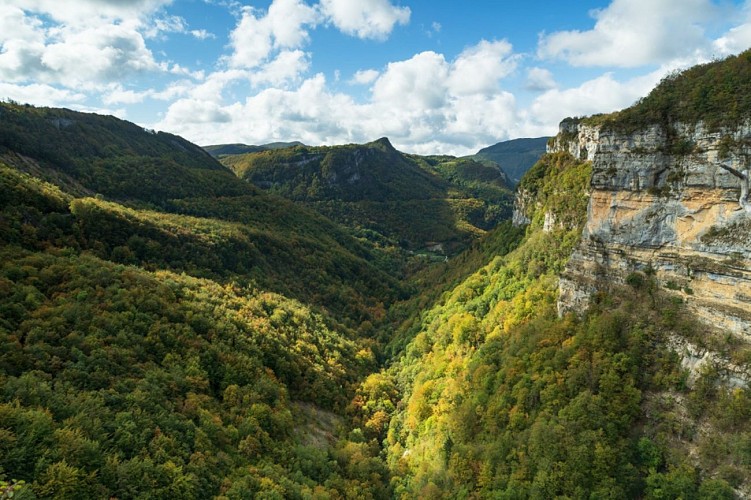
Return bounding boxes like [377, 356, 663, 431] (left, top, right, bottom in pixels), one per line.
[3, 51, 751, 500]
[203, 141, 306, 157]
[219, 137, 515, 253]
[473, 136, 550, 184]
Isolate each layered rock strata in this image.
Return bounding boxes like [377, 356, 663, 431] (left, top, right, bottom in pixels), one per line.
[555, 119, 751, 340]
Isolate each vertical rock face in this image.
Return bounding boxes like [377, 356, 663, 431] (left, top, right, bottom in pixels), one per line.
[556, 119, 751, 339]
[511, 188, 532, 226]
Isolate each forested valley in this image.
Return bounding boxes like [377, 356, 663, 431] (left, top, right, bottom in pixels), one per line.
[2, 50, 751, 500]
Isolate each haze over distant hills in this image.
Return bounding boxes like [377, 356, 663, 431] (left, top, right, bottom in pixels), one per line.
[203, 142, 306, 157]
[473, 136, 550, 184]
[206, 137, 549, 187]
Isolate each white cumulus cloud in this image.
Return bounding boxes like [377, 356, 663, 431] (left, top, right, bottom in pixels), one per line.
[538, 0, 716, 67]
[228, 0, 318, 69]
[521, 70, 664, 136]
[447, 40, 518, 96]
[0, 2, 166, 90]
[713, 3, 751, 56]
[250, 50, 311, 87]
[350, 69, 380, 85]
[372, 51, 449, 110]
[525, 67, 556, 91]
[0, 82, 86, 106]
[40, 23, 162, 87]
[319, 0, 410, 40]
[155, 39, 524, 155]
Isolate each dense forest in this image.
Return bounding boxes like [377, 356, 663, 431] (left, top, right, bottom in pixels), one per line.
[582, 48, 751, 133]
[2, 51, 751, 500]
[218, 138, 514, 254]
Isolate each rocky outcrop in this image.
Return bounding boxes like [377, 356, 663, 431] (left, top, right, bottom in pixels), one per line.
[556, 119, 751, 340]
[511, 188, 532, 226]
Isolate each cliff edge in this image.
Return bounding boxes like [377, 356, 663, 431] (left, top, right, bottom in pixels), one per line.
[555, 117, 751, 339]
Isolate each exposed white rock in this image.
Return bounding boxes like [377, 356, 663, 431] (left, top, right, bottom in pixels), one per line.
[557, 119, 751, 338]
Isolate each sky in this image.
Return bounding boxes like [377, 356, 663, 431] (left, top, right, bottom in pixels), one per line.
[1, 0, 751, 155]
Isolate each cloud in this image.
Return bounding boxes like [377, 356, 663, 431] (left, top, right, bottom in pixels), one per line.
[371, 40, 516, 108]
[155, 28, 694, 157]
[319, 0, 410, 40]
[447, 40, 518, 96]
[0, 3, 164, 89]
[0, 82, 86, 106]
[372, 51, 449, 110]
[186, 69, 250, 103]
[521, 70, 664, 136]
[228, 0, 318, 69]
[226, 0, 411, 72]
[102, 87, 148, 105]
[537, 0, 716, 67]
[145, 15, 188, 39]
[41, 23, 162, 86]
[169, 64, 205, 79]
[250, 50, 311, 87]
[713, 4, 751, 55]
[190, 29, 215, 40]
[155, 40, 523, 155]
[14, 0, 751, 158]
[163, 98, 233, 124]
[143, 16, 214, 41]
[4, 0, 171, 26]
[350, 69, 380, 85]
[525, 67, 556, 91]
[0, 6, 45, 45]
[156, 74, 356, 146]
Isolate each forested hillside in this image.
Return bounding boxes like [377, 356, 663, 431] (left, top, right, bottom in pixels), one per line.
[0, 103, 406, 328]
[582, 49, 751, 132]
[0, 103, 408, 497]
[3, 46, 751, 500]
[219, 138, 514, 254]
[366, 152, 748, 498]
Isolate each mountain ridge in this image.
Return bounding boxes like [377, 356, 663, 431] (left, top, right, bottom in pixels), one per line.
[2, 51, 751, 499]
[218, 137, 515, 253]
[473, 136, 549, 184]
[203, 141, 306, 157]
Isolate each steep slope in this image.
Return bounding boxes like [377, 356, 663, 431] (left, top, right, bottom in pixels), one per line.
[0, 103, 248, 204]
[0, 107, 407, 497]
[556, 51, 751, 340]
[362, 146, 749, 497]
[473, 136, 549, 184]
[4, 50, 751, 499]
[546, 55, 751, 495]
[221, 138, 514, 252]
[0, 104, 404, 327]
[0, 245, 393, 498]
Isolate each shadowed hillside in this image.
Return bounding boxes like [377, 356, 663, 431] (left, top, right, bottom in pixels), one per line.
[473, 136, 549, 184]
[220, 138, 514, 253]
[203, 142, 306, 158]
[0, 102, 405, 329]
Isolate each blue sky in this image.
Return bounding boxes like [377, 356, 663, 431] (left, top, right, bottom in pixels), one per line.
[1, 0, 750, 154]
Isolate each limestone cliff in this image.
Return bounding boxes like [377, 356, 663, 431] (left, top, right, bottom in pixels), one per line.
[555, 117, 751, 340]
